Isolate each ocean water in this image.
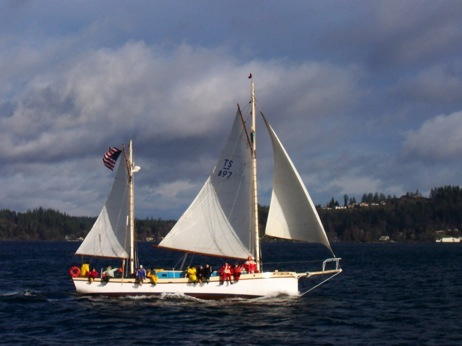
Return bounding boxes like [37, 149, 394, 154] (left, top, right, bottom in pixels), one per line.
[0, 241, 461, 345]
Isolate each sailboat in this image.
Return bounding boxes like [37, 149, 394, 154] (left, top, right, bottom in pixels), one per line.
[71, 80, 341, 299]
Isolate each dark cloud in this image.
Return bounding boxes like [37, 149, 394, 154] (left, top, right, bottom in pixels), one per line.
[1, 1, 462, 218]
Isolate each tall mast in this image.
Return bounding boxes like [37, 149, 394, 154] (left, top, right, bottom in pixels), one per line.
[129, 140, 135, 274]
[128, 140, 141, 275]
[250, 79, 261, 271]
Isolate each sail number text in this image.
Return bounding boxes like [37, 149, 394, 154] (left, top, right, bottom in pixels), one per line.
[217, 159, 233, 179]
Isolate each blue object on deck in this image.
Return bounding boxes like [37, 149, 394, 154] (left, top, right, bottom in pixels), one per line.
[157, 271, 183, 279]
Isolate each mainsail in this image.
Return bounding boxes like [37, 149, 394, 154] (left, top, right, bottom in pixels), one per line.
[75, 155, 130, 258]
[262, 113, 334, 255]
[158, 111, 254, 259]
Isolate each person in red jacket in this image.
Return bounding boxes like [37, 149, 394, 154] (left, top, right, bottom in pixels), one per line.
[233, 264, 242, 282]
[88, 268, 98, 284]
[220, 263, 233, 285]
[243, 256, 257, 274]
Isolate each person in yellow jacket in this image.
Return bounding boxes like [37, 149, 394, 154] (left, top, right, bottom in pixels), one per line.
[146, 268, 158, 285]
[80, 263, 90, 277]
[186, 265, 198, 284]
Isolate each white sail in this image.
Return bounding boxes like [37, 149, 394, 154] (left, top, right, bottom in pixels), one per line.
[159, 112, 254, 259]
[75, 156, 130, 258]
[261, 113, 334, 255]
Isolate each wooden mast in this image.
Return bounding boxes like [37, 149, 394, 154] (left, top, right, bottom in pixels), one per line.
[129, 140, 135, 274]
[250, 79, 261, 271]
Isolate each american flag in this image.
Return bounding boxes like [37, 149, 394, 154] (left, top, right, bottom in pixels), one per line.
[102, 147, 122, 170]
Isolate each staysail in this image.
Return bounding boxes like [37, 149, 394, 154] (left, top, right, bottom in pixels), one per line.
[159, 111, 254, 259]
[261, 113, 334, 255]
[75, 156, 130, 258]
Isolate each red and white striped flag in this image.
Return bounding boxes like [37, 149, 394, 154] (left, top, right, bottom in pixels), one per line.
[102, 147, 122, 170]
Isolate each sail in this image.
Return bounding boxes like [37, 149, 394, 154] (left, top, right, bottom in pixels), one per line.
[75, 156, 130, 258]
[159, 112, 254, 259]
[261, 113, 334, 255]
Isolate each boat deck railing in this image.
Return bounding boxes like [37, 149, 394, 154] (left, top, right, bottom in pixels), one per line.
[298, 258, 342, 296]
[322, 257, 341, 272]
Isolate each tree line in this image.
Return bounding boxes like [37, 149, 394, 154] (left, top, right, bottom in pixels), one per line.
[1, 186, 461, 242]
[315, 186, 462, 242]
[0, 207, 176, 242]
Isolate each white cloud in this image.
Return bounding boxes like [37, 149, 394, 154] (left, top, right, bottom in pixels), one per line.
[402, 111, 462, 161]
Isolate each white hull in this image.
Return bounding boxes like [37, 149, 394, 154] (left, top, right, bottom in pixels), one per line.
[73, 272, 300, 299]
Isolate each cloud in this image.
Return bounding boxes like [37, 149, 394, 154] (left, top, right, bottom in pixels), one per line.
[324, 174, 386, 199]
[2, 1, 462, 219]
[402, 111, 462, 161]
[0, 37, 364, 218]
[394, 64, 462, 105]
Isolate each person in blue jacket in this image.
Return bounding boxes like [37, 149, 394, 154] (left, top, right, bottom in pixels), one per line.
[136, 265, 146, 285]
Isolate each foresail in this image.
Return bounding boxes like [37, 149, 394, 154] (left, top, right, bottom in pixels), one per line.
[262, 113, 334, 255]
[159, 112, 254, 259]
[75, 157, 130, 258]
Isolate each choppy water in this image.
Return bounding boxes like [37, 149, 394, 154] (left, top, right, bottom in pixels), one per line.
[0, 241, 461, 345]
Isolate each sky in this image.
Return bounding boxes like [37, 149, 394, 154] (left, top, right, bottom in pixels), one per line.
[1, 0, 462, 220]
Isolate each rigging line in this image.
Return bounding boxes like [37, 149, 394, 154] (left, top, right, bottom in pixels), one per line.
[173, 253, 190, 271]
[173, 256, 184, 271]
[237, 104, 252, 152]
[299, 271, 342, 297]
[263, 259, 324, 265]
[187, 254, 195, 268]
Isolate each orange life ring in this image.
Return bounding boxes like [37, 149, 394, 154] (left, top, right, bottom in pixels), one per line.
[69, 266, 80, 277]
